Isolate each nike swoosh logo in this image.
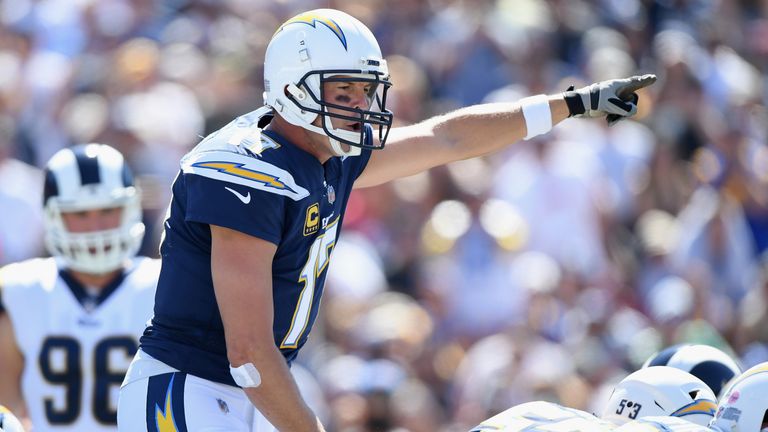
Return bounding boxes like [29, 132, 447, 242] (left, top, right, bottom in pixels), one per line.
[225, 186, 251, 204]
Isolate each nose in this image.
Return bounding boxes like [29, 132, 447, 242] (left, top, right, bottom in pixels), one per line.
[350, 85, 370, 109]
[78, 210, 116, 231]
[351, 87, 370, 110]
[84, 210, 111, 230]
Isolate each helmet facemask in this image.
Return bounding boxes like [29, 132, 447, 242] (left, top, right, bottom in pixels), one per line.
[44, 189, 144, 275]
[285, 69, 393, 156]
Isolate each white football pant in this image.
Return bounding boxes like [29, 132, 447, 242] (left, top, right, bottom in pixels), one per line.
[117, 350, 276, 432]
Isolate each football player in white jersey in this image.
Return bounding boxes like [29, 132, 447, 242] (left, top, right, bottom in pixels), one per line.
[469, 366, 718, 432]
[710, 361, 768, 432]
[469, 400, 615, 431]
[601, 367, 718, 427]
[0, 143, 158, 432]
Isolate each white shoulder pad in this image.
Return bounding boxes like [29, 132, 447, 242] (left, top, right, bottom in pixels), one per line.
[474, 401, 614, 432]
[615, 416, 716, 432]
[0, 258, 58, 291]
[188, 107, 275, 157]
[181, 149, 309, 201]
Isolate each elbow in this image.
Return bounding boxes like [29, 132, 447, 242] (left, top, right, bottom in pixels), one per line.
[226, 338, 255, 366]
[225, 333, 274, 366]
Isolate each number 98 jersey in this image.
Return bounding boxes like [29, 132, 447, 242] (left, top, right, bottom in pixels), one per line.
[0, 257, 159, 431]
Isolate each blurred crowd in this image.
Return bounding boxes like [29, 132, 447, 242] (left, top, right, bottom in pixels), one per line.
[1, 0, 768, 431]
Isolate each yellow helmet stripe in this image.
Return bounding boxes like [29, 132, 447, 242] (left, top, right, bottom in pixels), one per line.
[278, 12, 347, 49]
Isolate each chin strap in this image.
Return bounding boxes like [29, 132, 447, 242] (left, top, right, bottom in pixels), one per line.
[303, 118, 363, 157]
[329, 136, 361, 157]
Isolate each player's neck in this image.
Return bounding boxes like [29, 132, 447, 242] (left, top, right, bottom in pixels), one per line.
[267, 115, 335, 163]
[68, 268, 123, 292]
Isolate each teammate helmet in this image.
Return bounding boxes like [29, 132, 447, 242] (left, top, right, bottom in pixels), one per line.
[43, 143, 144, 274]
[263, 9, 393, 157]
[601, 366, 717, 426]
[711, 362, 768, 432]
[0, 405, 25, 432]
[643, 344, 742, 397]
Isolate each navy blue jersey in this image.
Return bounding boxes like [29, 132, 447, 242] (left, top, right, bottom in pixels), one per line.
[140, 108, 371, 386]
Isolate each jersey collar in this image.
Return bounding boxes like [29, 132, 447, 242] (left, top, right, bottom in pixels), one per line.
[59, 268, 128, 312]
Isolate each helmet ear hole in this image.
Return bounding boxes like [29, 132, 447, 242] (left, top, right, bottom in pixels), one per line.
[689, 390, 699, 399]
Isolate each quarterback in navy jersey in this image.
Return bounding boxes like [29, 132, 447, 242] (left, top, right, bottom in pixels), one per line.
[140, 108, 369, 383]
[118, 7, 657, 432]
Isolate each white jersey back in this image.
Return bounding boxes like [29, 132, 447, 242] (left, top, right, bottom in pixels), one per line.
[472, 401, 616, 432]
[0, 257, 158, 432]
[614, 416, 717, 431]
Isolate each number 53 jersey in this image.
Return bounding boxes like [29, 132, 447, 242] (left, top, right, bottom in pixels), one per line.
[0, 257, 159, 432]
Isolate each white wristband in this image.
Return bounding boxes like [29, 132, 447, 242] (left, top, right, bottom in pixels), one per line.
[230, 362, 262, 388]
[520, 95, 552, 140]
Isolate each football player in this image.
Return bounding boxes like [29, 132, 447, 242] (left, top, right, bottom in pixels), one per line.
[709, 361, 768, 432]
[0, 143, 158, 431]
[117, 8, 657, 432]
[469, 400, 615, 431]
[601, 367, 718, 427]
[468, 367, 717, 432]
[609, 358, 755, 432]
[642, 344, 742, 397]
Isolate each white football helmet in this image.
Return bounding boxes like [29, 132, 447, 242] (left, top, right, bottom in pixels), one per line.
[43, 143, 144, 274]
[263, 9, 393, 157]
[602, 366, 717, 426]
[711, 362, 768, 432]
[0, 405, 25, 432]
[643, 344, 742, 397]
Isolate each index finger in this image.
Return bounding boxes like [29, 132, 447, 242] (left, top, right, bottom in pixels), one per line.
[618, 74, 657, 98]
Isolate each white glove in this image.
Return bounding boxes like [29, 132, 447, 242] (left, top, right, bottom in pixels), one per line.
[563, 74, 657, 126]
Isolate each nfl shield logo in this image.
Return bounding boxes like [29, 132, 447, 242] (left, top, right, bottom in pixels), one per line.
[327, 184, 336, 204]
